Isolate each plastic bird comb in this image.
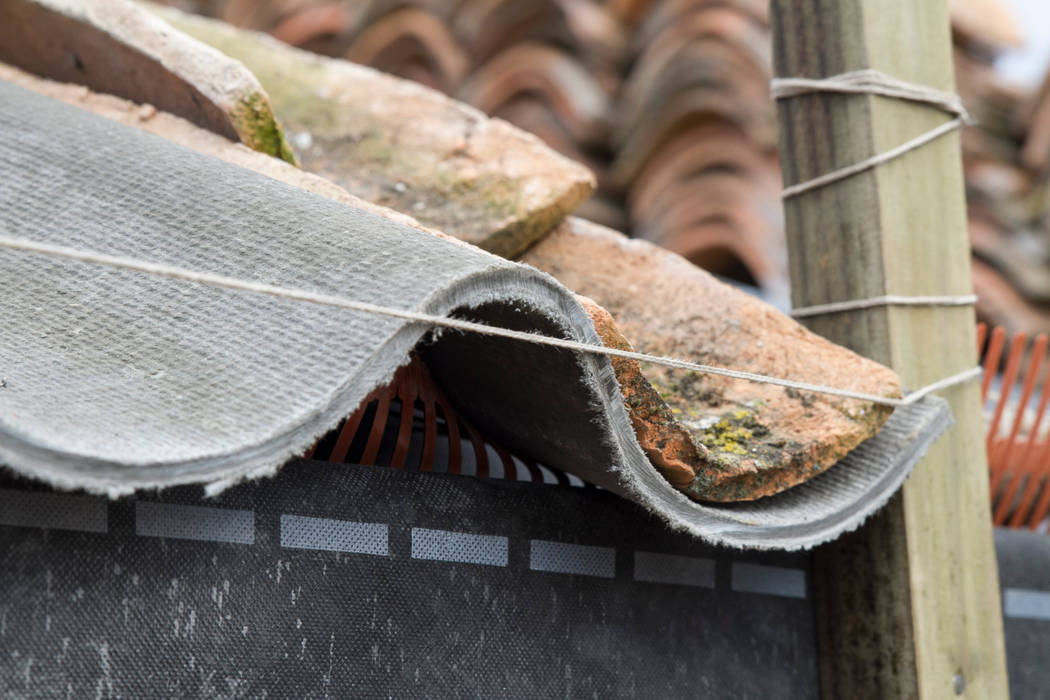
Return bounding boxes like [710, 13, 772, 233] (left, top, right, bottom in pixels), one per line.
[980, 323, 1050, 531]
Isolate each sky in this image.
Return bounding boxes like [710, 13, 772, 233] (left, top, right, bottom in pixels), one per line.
[997, 0, 1050, 87]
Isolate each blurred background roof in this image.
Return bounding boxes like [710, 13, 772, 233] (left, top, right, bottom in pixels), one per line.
[998, 0, 1050, 86]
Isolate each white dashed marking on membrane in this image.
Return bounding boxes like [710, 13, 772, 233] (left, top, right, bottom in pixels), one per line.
[0, 489, 108, 533]
[135, 502, 254, 544]
[1, 490, 816, 596]
[411, 528, 508, 567]
[529, 540, 615, 578]
[1003, 588, 1050, 621]
[281, 515, 388, 556]
[731, 562, 807, 599]
[633, 551, 716, 588]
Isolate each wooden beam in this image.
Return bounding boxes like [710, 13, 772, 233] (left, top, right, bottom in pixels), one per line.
[768, 1, 1009, 698]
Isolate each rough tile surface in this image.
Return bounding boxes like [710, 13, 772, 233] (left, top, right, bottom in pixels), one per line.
[0, 0, 294, 162]
[576, 295, 706, 490]
[155, 5, 595, 259]
[522, 218, 902, 501]
[0, 62, 459, 240]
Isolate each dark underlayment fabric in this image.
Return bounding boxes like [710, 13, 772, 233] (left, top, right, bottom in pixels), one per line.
[0, 462, 820, 699]
[0, 79, 952, 549]
[4, 464, 1047, 698]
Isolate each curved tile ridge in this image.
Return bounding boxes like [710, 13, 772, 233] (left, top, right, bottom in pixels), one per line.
[0, 81, 949, 549]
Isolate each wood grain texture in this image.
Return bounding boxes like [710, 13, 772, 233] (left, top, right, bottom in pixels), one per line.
[769, 1, 1008, 698]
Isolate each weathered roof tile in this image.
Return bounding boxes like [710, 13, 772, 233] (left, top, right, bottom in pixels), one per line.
[522, 218, 902, 501]
[155, 5, 596, 259]
[0, 0, 295, 162]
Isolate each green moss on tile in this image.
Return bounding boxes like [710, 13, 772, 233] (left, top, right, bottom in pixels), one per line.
[230, 93, 297, 164]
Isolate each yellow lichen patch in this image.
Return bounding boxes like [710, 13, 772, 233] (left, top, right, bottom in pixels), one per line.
[700, 419, 753, 455]
[698, 407, 771, 458]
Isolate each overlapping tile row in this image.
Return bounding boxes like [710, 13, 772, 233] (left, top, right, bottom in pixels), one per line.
[157, 0, 783, 301]
[141, 0, 907, 503]
[952, 3, 1050, 340]
[155, 0, 1050, 325]
[2, 14, 904, 510]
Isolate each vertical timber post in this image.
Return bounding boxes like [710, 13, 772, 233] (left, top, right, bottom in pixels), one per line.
[769, 1, 1009, 698]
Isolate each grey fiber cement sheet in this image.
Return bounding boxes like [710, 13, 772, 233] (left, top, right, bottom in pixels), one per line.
[0, 79, 951, 549]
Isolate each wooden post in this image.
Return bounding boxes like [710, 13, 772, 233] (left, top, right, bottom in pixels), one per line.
[769, 2, 1009, 698]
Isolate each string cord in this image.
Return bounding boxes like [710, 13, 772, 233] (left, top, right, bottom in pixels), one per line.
[770, 68, 969, 120]
[790, 294, 978, 319]
[0, 234, 978, 408]
[771, 69, 970, 199]
[773, 69, 978, 318]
